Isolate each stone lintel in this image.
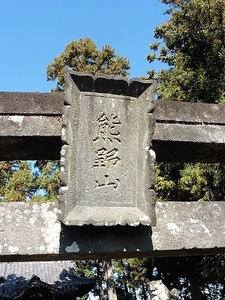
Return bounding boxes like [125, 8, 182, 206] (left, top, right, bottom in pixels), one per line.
[1, 92, 224, 123]
[0, 92, 63, 115]
[0, 92, 63, 160]
[155, 100, 225, 124]
[153, 100, 225, 162]
[1, 202, 225, 261]
[153, 123, 225, 163]
[0, 115, 61, 160]
[0, 115, 61, 137]
[0, 91, 225, 163]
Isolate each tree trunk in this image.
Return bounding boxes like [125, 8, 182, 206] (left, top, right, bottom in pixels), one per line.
[190, 278, 202, 300]
[103, 259, 118, 300]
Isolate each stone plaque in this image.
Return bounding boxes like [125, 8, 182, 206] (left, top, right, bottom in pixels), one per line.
[59, 71, 156, 226]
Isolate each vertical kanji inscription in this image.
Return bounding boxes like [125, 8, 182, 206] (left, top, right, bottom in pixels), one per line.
[93, 113, 121, 190]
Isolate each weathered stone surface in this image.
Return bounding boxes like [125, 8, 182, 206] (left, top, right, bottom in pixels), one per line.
[1, 201, 225, 260]
[0, 92, 63, 115]
[0, 115, 61, 160]
[153, 123, 225, 163]
[59, 71, 156, 226]
[155, 100, 225, 124]
[0, 92, 63, 160]
[153, 100, 225, 163]
[154, 123, 225, 144]
[0, 202, 61, 258]
[0, 115, 61, 136]
[1, 93, 225, 162]
[153, 202, 225, 254]
[60, 201, 225, 257]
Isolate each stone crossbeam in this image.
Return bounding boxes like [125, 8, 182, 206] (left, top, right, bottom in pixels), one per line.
[0, 201, 224, 261]
[153, 100, 225, 162]
[0, 92, 62, 160]
[1, 92, 225, 162]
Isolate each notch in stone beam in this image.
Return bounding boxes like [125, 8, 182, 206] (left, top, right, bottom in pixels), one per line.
[59, 70, 157, 227]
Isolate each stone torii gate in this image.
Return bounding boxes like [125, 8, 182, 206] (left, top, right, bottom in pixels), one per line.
[1, 71, 225, 261]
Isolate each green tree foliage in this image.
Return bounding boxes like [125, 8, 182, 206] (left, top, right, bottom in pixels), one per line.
[147, 0, 225, 103]
[147, 0, 225, 204]
[156, 163, 225, 202]
[75, 258, 153, 300]
[34, 160, 60, 202]
[113, 258, 153, 299]
[0, 161, 36, 202]
[0, 161, 59, 202]
[47, 37, 130, 91]
[146, 1, 225, 299]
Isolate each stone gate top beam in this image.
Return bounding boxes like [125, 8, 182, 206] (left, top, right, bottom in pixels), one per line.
[1, 91, 225, 162]
[153, 100, 225, 163]
[154, 100, 225, 124]
[0, 92, 63, 115]
[0, 92, 63, 160]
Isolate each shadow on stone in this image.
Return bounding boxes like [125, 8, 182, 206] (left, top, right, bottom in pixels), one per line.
[59, 224, 153, 258]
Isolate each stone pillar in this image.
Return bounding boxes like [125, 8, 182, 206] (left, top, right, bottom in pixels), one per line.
[59, 71, 156, 226]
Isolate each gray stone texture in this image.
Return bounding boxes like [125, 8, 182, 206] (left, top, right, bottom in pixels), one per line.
[153, 100, 225, 163]
[0, 92, 63, 115]
[59, 71, 156, 226]
[1, 92, 225, 162]
[0, 115, 61, 137]
[0, 92, 63, 160]
[0, 202, 61, 258]
[0, 202, 225, 260]
[154, 99, 225, 124]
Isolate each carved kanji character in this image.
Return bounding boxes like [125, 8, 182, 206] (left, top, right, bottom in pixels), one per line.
[95, 174, 120, 190]
[93, 147, 120, 168]
[93, 113, 121, 143]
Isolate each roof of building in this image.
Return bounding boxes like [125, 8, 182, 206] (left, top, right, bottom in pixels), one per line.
[0, 261, 96, 299]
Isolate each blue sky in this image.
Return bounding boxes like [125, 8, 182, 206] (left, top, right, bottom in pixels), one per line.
[0, 0, 168, 92]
